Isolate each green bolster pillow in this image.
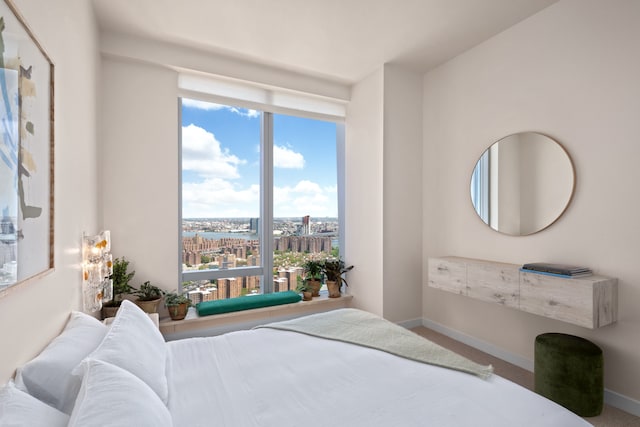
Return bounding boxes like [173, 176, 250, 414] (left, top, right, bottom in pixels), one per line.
[196, 290, 302, 316]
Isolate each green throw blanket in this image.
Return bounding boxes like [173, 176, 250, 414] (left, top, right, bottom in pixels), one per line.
[255, 308, 493, 379]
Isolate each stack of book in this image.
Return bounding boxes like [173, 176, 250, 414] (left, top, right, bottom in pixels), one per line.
[520, 263, 593, 278]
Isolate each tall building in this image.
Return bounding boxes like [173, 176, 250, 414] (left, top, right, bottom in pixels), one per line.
[272, 235, 332, 254]
[302, 215, 310, 235]
[232, 246, 246, 259]
[274, 277, 288, 292]
[188, 287, 214, 304]
[243, 275, 260, 293]
[229, 278, 242, 298]
[250, 218, 259, 233]
[216, 254, 237, 269]
[279, 267, 301, 291]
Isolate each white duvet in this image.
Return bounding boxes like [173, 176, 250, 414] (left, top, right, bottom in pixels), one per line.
[166, 328, 591, 427]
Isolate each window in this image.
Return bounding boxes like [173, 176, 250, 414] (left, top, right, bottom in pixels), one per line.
[471, 149, 490, 224]
[179, 98, 343, 303]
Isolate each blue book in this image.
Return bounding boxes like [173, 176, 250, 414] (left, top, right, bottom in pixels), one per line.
[521, 262, 592, 276]
[519, 268, 592, 279]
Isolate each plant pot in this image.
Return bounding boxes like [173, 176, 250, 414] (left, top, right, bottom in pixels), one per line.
[135, 298, 162, 314]
[307, 279, 321, 297]
[301, 291, 313, 301]
[101, 304, 120, 320]
[326, 280, 341, 298]
[167, 302, 189, 320]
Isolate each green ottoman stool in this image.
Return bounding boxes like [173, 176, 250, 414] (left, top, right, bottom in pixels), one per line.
[534, 333, 603, 417]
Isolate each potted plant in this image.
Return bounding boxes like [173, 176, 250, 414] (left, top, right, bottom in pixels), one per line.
[323, 258, 353, 298]
[295, 277, 313, 301]
[303, 259, 324, 297]
[164, 291, 192, 320]
[132, 281, 165, 314]
[101, 257, 135, 319]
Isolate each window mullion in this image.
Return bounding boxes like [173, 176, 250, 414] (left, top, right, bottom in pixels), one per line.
[178, 98, 184, 292]
[336, 123, 346, 256]
[260, 112, 274, 293]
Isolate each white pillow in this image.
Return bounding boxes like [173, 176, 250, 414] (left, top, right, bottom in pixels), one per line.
[69, 359, 172, 427]
[14, 311, 108, 414]
[84, 299, 168, 403]
[0, 381, 69, 427]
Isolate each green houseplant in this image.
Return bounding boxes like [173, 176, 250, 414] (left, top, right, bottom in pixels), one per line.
[164, 291, 192, 320]
[133, 281, 165, 314]
[303, 259, 324, 297]
[101, 257, 135, 319]
[323, 258, 353, 298]
[295, 277, 313, 301]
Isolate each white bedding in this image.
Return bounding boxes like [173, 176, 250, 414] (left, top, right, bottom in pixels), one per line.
[166, 327, 592, 427]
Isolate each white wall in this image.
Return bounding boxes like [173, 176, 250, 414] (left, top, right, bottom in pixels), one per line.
[496, 139, 521, 234]
[344, 64, 423, 323]
[382, 65, 423, 323]
[344, 68, 384, 316]
[423, 0, 640, 405]
[100, 58, 179, 290]
[518, 133, 573, 234]
[0, 0, 100, 382]
[100, 32, 350, 103]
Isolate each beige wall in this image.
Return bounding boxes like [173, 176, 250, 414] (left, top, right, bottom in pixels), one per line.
[344, 64, 423, 323]
[344, 68, 384, 316]
[0, 0, 100, 382]
[518, 133, 573, 234]
[100, 58, 179, 290]
[423, 0, 640, 407]
[382, 65, 423, 323]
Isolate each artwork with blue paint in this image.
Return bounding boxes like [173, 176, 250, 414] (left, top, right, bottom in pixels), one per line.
[0, 0, 54, 291]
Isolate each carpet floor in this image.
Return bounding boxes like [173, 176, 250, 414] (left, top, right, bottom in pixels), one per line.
[410, 326, 640, 427]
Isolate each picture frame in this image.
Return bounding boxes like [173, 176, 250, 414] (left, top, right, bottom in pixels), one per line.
[0, 0, 54, 294]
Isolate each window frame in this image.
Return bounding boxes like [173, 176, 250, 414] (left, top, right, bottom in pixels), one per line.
[178, 95, 345, 295]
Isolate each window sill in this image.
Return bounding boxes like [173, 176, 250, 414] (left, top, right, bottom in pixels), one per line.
[159, 292, 352, 340]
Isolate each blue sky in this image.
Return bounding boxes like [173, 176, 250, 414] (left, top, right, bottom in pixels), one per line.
[181, 98, 338, 218]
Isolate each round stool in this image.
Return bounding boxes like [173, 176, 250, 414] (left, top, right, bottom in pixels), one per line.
[534, 333, 603, 417]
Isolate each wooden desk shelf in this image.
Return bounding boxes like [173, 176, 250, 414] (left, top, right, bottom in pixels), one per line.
[428, 256, 618, 329]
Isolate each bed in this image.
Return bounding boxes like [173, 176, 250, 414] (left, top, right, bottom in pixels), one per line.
[0, 299, 592, 426]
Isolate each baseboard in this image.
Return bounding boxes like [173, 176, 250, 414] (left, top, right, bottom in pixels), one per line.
[421, 317, 534, 371]
[397, 317, 423, 329]
[604, 389, 640, 417]
[421, 317, 640, 418]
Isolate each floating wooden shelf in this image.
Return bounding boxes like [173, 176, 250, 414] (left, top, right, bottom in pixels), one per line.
[428, 256, 618, 329]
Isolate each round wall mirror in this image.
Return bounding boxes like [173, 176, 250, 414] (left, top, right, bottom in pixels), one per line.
[470, 132, 575, 236]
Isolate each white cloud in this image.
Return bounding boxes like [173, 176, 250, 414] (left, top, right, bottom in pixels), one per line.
[324, 185, 338, 194]
[274, 145, 305, 169]
[229, 107, 260, 118]
[293, 180, 321, 193]
[182, 178, 259, 218]
[182, 98, 259, 118]
[183, 177, 337, 217]
[273, 180, 336, 217]
[182, 124, 244, 178]
[181, 99, 226, 111]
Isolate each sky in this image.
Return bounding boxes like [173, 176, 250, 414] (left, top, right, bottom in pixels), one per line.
[181, 98, 338, 219]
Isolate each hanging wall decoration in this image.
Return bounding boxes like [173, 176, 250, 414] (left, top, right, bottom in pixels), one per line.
[82, 231, 113, 312]
[0, 0, 54, 294]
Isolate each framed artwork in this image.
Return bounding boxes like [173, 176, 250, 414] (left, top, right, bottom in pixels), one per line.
[0, 0, 54, 293]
